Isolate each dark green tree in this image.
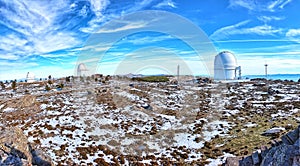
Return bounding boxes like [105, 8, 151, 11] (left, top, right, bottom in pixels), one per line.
[11, 80, 17, 91]
[65, 76, 70, 82]
[0, 81, 5, 90]
[105, 75, 110, 81]
[45, 85, 51, 91]
[48, 80, 53, 85]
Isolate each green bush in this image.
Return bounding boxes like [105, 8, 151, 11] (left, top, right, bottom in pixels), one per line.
[45, 85, 51, 91]
[132, 76, 169, 82]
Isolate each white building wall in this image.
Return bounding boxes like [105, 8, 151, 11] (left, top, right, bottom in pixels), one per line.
[214, 51, 238, 80]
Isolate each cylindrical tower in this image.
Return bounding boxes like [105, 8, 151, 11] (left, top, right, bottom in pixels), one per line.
[214, 51, 238, 80]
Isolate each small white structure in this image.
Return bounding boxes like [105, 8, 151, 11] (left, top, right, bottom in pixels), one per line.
[26, 72, 35, 83]
[77, 63, 88, 76]
[214, 51, 241, 80]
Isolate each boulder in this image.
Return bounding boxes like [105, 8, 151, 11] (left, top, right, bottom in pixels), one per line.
[224, 157, 242, 166]
[261, 145, 300, 166]
[0, 127, 53, 166]
[224, 126, 300, 166]
[262, 127, 285, 137]
[0, 127, 33, 165]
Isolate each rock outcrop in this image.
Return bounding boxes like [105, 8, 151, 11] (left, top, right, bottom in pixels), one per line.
[224, 125, 300, 166]
[0, 127, 53, 166]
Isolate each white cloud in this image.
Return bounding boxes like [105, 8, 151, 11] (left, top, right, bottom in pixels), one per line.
[126, 0, 157, 12]
[209, 20, 249, 40]
[123, 35, 173, 45]
[0, 0, 83, 57]
[0, 54, 20, 60]
[279, 0, 292, 8]
[97, 21, 148, 33]
[286, 29, 300, 37]
[229, 0, 293, 12]
[81, 0, 110, 33]
[154, 0, 177, 9]
[81, 0, 157, 33]
[257, 16, 285, 22]
[34, 32, 81, 53]
[228, 0, 256, 11]
[89, 0, 110, 17]
[246, 25, 282, 35]
[0, 34, 28, 53]
[286, 29, 300, 43]
[268, 0, 292, 11]
[210, 21, 282, 41]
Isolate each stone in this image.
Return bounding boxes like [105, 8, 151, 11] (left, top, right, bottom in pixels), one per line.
[260, 146, 269, 158]
[0, 127, 33, 164]
[224, 157, 242, 166]
[261, 145, 300, 166]
[282, 135, 294, 145]
[0, 127, 53, 166]
[293, 155, 300, 166]
[262, 127, 285, 137]
[286, 129, 299, 143]
[271, 140, 280, 147]
[32, 149, 52, 166]
[251, 151, 260, 165]
[294, 139, 300, 147]
[225, 126, 300, 166]
[241, 156, 253, 166]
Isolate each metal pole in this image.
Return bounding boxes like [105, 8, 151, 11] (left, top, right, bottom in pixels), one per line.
[265, 64, 268, 79]
[177, 65, 180, 83]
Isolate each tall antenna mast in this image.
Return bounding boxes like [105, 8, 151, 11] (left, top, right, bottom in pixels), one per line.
[264, 63, 268, 79]
[177, 65, 180, 83]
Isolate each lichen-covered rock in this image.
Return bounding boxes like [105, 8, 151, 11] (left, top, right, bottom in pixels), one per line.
[261, 145, 300, 166]
[224, 125, 300, 166]
[0, 126, 53, 166]
[0, 127, 33, 165]
[224, 157, 242, 166]
[31, 149, 52, 166]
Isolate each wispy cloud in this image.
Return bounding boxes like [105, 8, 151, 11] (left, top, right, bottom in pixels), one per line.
[257, 16, 285, 22]
[268, 0, 292, 11]
[229, 0, 293, 12]
[210, 20, 250, 40]
[0, 54, 20, 60]
[210, 20, 282, 40]
[122, 34, 173, 45]
[0, 0, 83, 58]
[80, 0, 110, 33]
[81, 0, 157, 33]
[154, 0, 177, 9]
[97, 21, 148, 33]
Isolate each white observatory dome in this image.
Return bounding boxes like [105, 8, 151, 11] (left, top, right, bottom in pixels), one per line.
[26, 72, 35, 83]
[214, 51, 239, 80]
[77, 63, 88, 76]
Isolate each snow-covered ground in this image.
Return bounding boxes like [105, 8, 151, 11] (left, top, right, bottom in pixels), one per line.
[0, 78, 299, 165]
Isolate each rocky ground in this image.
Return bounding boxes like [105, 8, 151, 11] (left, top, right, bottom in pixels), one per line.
[0, 77, 299, 165]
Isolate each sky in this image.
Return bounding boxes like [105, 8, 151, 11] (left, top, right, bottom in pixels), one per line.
[0, 0, 300, 80]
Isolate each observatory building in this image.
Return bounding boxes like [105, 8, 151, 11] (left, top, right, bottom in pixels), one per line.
[26, 72, 35, 83]
[77, 63, 88, 76]
[214, 51, 241, 80]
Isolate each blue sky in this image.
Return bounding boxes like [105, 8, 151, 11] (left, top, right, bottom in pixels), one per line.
[0, 0, 299, 80]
